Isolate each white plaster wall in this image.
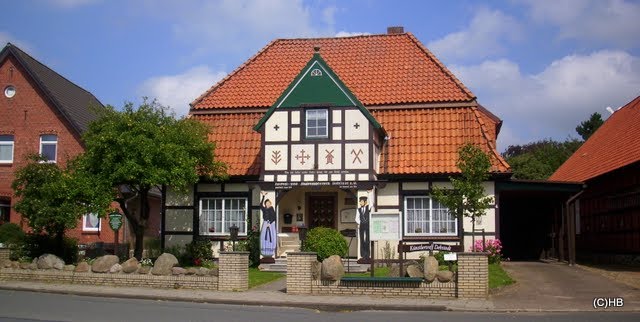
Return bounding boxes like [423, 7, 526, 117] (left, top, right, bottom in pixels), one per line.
[165, 209, 193, 232]
[317, 143, 342, 170]
[344, 109, 368, 140]
[166, 185, 194, 206]
[402, 182, 428, 191]
[264, 144, 288, 171]
[344, 143, 369, 170]
[265, 111, 288, 142]
[377, 183, 399, 206]
[291, 111, 300, 124]
[291, 128, 300, 141]
[198, 184, 222, 192]
[332, 126, 342, 140]
[290, 144, 315, 170]
[432, 181, 453, 189]
[332, 109, 342, 124]
[225, 183, 249, 192]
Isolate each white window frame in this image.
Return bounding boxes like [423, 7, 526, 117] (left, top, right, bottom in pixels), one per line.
[82, 213, 101, 232]
[199, 198, 248, 236]
[39, 134, 58, 163]
[0, 135, 14, 164]
[404, 196, 457, 237]
[305, 109, 328, 138]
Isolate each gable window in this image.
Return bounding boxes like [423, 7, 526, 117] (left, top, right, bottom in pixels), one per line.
[200, 198, 247, 236]
[40, 134, 57, 163]
[82, 213, 101, 232]
[404, 196, 457, 236]
[306, 109, 328, 138]
[0, 135, 14, 163]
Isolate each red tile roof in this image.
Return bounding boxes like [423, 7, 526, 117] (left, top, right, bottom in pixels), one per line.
[192, 33, 475, 109]
[550, 96, 640, 182]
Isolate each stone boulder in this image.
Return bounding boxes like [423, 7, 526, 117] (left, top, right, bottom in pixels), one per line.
[19, 262, 30, 269]
[92, 255, 120, 273]
[110, 263, 122, 273]
[28, 262, 38, 270]
[389, 264, 401, 277]
[1, 259, 11, 268]
[186, 267, 198, 275]
[311, 260, 321, 280]
[321, 255, 345, 281]
[138, 266, 151, 274]
[37, 254, 65, 270]
[63, 264, 75, 271]
[75, 261, 90, 273]
[196, 267, 209, 276]
[172, 267, 186, 275]
[121, 258, 140, 274]
[406, 264, 424, 278]
[151, 253, 178, 276]
[208, 267, 219, 276]
[11, 261, 20, 269]
[424, 255, 438, 282]
[436, 270, 454, 283]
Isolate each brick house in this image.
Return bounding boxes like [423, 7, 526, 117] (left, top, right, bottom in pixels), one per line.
[0, 43, 160, 247]
[550, 95, 640, 264]
[162, 27, 512, 261]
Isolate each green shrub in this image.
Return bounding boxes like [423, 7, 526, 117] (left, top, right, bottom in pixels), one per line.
[164, 244, 190, 267]
[144, 237, 162, 258]
[302, 227, 348, 261]
[12, 233, 79, 264]
[185, 238, 214, 263]
[0, 223, 25, 245]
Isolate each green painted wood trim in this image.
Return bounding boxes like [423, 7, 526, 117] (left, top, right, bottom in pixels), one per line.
[254, 52, 382, 131]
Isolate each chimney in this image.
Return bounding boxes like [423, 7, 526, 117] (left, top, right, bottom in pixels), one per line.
[387, 26, 404, 34]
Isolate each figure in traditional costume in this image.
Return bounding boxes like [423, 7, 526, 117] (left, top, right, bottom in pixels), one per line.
[260, 191, 277, 257]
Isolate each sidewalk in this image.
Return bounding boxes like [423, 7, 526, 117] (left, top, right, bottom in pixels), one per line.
[1, 261, 638, 312]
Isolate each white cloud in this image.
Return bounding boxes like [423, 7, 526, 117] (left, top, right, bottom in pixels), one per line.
[427, 7, 522, 61]
[47, 0, 100, 9]
[521, 0, 640, 48]
[334, 31, 371, 38]
[451, 50, 640, 150]
[138, 66, 227, 116]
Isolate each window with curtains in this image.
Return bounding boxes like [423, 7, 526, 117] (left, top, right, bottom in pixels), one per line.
[199, 198, 247, 235]
[404, 196, 457, 236]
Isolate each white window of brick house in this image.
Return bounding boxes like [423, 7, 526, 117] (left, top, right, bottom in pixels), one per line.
[404, 196, 457, 236]
[39, 134, 57, 163]
[83, 213, 101, 232]
[199, 198, 247, 236]
[305, 109, 328, 138]
[0, 135, 14, 163]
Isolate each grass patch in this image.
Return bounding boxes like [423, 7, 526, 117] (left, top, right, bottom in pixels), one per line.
[248, 267, 284, 288]
[344, 266, 391, 277]
[489, 262, 514, 289]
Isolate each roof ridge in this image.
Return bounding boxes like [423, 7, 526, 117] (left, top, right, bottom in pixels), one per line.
[405, 32, 476, 101]
[470, 106, 511, 172]
[275, 32, 407, 41]
[7, 43, 99, 101]
[190, 39, 278, 109]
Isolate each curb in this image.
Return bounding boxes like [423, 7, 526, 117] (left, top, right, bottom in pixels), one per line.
[0, 285, 448, 312]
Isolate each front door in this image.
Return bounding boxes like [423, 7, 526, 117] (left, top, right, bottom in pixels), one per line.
[307, 195, 336, 229]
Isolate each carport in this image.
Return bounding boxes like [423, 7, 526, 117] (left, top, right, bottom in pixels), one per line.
[496, 180, 583, 264]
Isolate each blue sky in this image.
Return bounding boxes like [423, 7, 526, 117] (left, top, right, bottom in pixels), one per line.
[1, 0, 639, 151]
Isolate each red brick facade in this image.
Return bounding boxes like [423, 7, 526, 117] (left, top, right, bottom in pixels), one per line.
[0, 51, 161, 246]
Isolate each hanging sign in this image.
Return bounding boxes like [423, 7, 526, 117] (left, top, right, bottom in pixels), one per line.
[398, 243, 463, 253]
[108, 212, 123, 231]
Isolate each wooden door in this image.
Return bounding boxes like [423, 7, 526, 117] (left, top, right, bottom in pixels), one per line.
[308, 195, 336, 229]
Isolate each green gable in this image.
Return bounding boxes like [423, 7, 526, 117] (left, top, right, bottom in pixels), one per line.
[254, 51, 382, 131]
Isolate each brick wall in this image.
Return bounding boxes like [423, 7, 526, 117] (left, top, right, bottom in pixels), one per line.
[0, 248, 9, 261]
[287, 251, 489, 298]
[0, 269, 218, 290]
[312, 280, 456, 298]
[218, 252, 249, 291]
[286, 252, 316, 294]
[457, 252, 489, 299]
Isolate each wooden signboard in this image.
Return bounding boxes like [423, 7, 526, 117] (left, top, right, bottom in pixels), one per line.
[398, 243, 463, 253]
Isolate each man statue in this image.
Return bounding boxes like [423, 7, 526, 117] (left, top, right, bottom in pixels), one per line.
[355, 191, 372, 259]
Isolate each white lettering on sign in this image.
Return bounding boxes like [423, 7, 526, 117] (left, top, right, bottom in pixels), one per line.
[444, 253, 457, 261]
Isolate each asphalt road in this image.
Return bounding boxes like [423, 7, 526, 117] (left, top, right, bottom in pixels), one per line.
[0, 290, 636, 322]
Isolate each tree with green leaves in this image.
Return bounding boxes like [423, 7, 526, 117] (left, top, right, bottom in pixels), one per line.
[432, 143, 494, 250]
[12, 155, 112, 251]
[575, 112, 604, 140]
[78, 99, 226, 259]
[502, 139, 582, 180]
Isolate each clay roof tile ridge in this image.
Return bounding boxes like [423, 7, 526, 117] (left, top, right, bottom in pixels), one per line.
[470, 106, 511, 172]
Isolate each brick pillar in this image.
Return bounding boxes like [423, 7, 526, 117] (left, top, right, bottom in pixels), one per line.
[0, 248, 10, 261]
[457, 252, 489, 299]
[286, 252, 316, 294]
[218, 251, 249, 291]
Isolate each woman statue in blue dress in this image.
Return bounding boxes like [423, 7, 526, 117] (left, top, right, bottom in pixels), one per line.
[260, 191, 277, 257]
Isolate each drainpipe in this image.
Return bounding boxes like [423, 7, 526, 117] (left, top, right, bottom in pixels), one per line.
[565, 189, 585, 266]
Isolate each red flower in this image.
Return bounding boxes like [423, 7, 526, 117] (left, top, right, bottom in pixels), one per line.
[194, 258, 202, 266]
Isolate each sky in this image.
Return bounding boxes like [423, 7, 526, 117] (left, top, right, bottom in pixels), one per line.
[1, 0, 639, 152]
